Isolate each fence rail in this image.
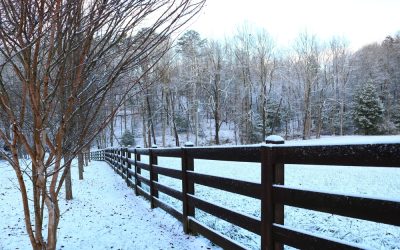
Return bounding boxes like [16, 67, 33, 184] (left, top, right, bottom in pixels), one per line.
[90, 142, 400, 250]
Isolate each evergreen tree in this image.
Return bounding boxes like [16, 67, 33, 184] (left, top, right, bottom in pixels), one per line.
[353, 81, 384, 135]
[121, 131, 136, 147]
[392, 104, 400, 131]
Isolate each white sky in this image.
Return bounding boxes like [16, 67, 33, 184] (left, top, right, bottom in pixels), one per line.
[187, 0, 400, 50]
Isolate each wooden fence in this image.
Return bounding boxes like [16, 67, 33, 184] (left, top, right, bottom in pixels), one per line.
[90, 142, 400, 250]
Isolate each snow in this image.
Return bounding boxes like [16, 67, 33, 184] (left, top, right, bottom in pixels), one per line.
[1, 135, 400, 249]
[0, 160, 218, 250]
[279, 135, 400, 146]
[148, 136, 400, 249]
[265, 135, 285, 144]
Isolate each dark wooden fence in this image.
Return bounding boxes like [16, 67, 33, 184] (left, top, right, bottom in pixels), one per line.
[90, 142, 400, 250]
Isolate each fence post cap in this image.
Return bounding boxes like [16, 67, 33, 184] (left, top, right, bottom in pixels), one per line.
[265, 135, 285, 144]
[184, 141, 194, 147]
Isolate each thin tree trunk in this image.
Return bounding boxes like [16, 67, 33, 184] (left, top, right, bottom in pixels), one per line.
[186, 105, 190, 142]
[194, 100, 199, 145]
[170, 93, 180, 146]
[64, 153, 73, 200]
[339, 101, 344, 135]
[87, 146, 90, 165]
[161, 90, 166, 147]
[131, 104, 135, 135]
[124, 101, 127, 132]
[142, 104, 148, 148]
[303, 81, 312, 140]
[110, 118, 114, 147]
[214, 115, 220, 144]
[146, 94, 156, 146]
[109, 94, 116, 147]
[78, 152, 84, 180]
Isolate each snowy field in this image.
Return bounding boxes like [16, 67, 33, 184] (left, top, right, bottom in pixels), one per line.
[0, 160, 217, 250]
[1, 135, 400, 249]
[138, 135, 400, 249]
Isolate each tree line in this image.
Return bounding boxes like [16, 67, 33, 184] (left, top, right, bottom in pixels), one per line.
[104, 27, 400, 148]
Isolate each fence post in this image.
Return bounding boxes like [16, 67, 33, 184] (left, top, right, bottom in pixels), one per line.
[127, 148, 132, 187]
[134, 146, 141, 196]
[149, 145, 159, 209]
[261, 136, 285, 250]
[111, 149, 114, 169]
[113, 148, 117, 172]
[122, 148, 125, 178]
[117, 148, 120, 173]
[182, 142, 195, 234]
[117, 148, 120, 174]
[119, 148, 122, 176]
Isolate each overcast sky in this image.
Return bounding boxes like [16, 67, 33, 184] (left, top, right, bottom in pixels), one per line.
[187, 0, 400, 50]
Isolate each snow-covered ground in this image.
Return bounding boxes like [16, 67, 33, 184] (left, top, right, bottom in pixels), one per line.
[0, 160, 218, 250]
[139, 135, 400, 249]
[1, 135, 400, 250]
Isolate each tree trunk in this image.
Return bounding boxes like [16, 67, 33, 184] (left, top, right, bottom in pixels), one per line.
[131, 104, 135, 135]
[142, 104, 148, 148]
[339, 101, 344, 136]
[110, 94, 115, 147]
[214, 114, 220, 145]
[303, 81, 312, 140]
[161, 90, 166, 147]
[194, 100, 199, 145]
[124, 101, 127, 132]
[316, 102, 324, 139]
[84, 149, 89, 167]
[110, 118, 114, 147]
[78, 153, 84, 180]
[146, 94, 156, 146]
[43, 194, 60, 250]
[170, 93, 180, 146]
[64, 155, 73, 200]
[186, 105, 190, 142]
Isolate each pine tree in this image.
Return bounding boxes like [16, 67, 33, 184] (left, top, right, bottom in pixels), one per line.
[121, 131, 136, 147]
[353, 80, 384, 135]
[392, 104, 400, 130]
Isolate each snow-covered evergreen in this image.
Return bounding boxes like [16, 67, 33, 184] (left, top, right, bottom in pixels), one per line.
[353, 80, 384, 135]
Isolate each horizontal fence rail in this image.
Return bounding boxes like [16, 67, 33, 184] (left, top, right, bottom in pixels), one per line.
[90, 142, 400, 250]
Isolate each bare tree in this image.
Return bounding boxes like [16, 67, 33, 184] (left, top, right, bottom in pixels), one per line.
[293, 31, 322, 139]
[0, 0, 204, 249]
[253, 29, 276, 139]
[233, 24, 255, 144]
[204, 40, 225, 144]
[177, 30, 206, 145]
[328, 37, 352, 135]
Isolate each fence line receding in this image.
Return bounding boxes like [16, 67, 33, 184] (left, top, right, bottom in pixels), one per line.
[90, 142, 400, 250]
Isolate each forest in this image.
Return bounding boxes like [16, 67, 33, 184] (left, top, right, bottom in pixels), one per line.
[102, 27, 400, 148]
